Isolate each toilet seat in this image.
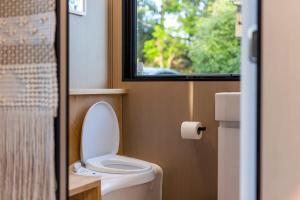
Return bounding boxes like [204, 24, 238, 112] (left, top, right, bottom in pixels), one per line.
[86, 155, 152, 174]
[81, 101, 153, 174]
[78, 101, 163, 199]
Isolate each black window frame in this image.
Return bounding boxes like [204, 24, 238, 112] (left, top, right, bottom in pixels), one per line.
[122, 0, 240, 81]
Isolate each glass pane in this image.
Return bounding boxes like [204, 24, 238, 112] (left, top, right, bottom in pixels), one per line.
[137, 0, 241, 76]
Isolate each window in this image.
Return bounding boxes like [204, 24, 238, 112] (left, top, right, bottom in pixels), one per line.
[123, 0, 241, 81]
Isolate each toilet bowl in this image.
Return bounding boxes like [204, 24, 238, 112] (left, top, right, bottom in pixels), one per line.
[76, 101, 163, 200]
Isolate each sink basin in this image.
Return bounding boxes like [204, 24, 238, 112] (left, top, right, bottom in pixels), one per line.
[215, 92, 240, 122]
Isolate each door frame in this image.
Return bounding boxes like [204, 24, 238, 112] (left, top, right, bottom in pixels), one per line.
[256, 0, 262, 199]
[240, 0, 262, 199]
[55, 0, 69, 199]
[57, 0, 263, 199]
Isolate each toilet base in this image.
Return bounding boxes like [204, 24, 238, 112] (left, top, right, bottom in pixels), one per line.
[103, 176, 162, 200]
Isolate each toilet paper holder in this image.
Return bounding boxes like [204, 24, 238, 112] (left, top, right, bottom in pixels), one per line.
[181, 121, 206, 140]
[197, 126, 207, 135]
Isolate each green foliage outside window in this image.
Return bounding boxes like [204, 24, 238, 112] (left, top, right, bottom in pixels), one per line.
[137, 0, 241, 74]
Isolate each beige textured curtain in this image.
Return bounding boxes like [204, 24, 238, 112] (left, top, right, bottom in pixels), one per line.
[0, 1, 58, 199]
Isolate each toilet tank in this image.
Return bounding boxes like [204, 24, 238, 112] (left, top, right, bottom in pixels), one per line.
[215, 92, 240, 200]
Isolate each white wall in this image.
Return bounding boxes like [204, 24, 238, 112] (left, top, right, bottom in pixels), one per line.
[69, 0, 108, 89]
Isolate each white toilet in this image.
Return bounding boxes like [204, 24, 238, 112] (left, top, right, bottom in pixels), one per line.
[75, 101, 163, 200]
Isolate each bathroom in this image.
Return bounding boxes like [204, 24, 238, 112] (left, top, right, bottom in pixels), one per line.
[1, 0, 300, 200]
[69, 0, 240, 199]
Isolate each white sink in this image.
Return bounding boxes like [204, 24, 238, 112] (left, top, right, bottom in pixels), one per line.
[215, 92, 240, 122]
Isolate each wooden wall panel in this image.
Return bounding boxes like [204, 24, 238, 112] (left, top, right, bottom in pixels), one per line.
[111, 0, 240, 199]
[70, 188, 101, 200]
[262, 1, 300, 199]
[58, 0, 68, 199]
[69, 95, 124, 164]
[69, 173, 101, 200]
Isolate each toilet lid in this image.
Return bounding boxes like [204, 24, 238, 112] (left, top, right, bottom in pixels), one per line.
[81, 101, 119, 164]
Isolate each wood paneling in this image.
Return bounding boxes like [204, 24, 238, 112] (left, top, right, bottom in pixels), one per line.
[261, 1, 300, 200]
[58, 1, 68, 199]
[116, 82, 239, 200]
[69, 95, 124, 164]
[70, 187, 101, 200]
[70, 89, 128, 95]
[69, 173, 101, 199]
[111, 1, 240, 199]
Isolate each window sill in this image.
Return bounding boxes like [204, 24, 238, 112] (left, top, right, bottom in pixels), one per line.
[122, 74, 240, 82]
[69, 89, 128, 96]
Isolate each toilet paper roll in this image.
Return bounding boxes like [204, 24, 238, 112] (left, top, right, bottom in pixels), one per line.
[181, 121, 203, 140]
